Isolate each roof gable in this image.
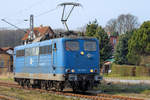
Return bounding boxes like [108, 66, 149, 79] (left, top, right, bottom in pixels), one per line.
[22, 26, 54, 40]
[0, 48, 4, 52]
[1, 47, 13, 51]
[0, 48, 11, 55]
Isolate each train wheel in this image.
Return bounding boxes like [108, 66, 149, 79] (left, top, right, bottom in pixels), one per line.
[47, 81, 52, 90]
[20, 80, 24, 88]
[71, 82, 78, 92]
[55, 82, 63, 92]
[41, 81, 48, 90]
[41, 82, 45, 90]
[72, 86, 78, 92]
[26, 80, 31, 88]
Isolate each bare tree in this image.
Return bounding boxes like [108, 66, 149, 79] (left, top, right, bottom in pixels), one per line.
[105, 19, 117, 34]
[76, 25, 87, 36]
[0, 29, 25, 47]
[105, 14, 139, 34]
[125, 14, 139, 32]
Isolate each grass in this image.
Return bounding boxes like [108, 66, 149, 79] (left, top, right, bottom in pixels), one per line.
[98, 81, 150, 99]
[0, 86, 78, 100]
[0, 73, 14, 82]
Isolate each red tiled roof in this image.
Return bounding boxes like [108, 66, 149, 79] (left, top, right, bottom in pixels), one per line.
[0, 48, 4, 51]
[0, 48, 10, 55]
[22, 26, 54, 40]
[1, 47, 13, 51]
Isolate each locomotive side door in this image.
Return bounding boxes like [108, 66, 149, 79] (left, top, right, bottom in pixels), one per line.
[52, 42, 57, 76]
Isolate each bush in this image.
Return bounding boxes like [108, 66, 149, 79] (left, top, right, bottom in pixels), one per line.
[127, 52, 141, 65]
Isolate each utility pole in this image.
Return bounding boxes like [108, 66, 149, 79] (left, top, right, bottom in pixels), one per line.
[28, 14, 35, 40]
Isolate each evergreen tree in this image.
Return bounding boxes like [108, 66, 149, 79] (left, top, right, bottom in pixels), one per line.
[114, 31, 133, 64]
[127, 21, 150, 65]
[85, 20, 113, 66]
[86, 20, 98, 37]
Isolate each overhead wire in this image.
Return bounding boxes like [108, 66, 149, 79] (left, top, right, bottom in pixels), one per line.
[13, 6, 59, 26]
[2, 0, 49, 27]
[1, 0, 47, 29]
[3, 0, 48, 19]
[35, 6, 59, 18]
[2, 0, 82, 30]
[2, 0, 58, 29]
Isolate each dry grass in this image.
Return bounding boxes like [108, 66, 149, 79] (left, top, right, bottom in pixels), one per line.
[0, 86, 77, 100]
[0, 73, 78, 100]
[0, 73, 14, 82]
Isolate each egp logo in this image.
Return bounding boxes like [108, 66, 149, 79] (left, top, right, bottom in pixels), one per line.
[78, 69, 86, 72]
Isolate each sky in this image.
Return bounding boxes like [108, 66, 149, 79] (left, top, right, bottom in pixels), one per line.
[0, 0, 149, 30]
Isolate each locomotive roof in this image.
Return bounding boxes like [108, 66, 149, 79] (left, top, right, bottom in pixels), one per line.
[15, 37, 98, 50]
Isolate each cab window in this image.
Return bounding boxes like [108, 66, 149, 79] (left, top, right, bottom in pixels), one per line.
[84, 41, 96, 51]
[65, 41, 79, 51]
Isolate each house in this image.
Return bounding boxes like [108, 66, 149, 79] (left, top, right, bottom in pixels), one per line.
[0, 48, 13, 74]
[2, 47, 14, 55]
[107, 32, 118, 49]
[101, 32, 118, 74]
[110, 36, 118, 49]
[22, 25, 54, 44]
[101, 59, 115, 74]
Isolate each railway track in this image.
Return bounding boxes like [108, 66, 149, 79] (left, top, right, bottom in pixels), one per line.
[0, 81, 144, 100]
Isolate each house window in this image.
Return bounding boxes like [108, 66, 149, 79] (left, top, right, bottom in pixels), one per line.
[113, 38, 116, 45]
[0, 59, 4, 67]
[7, 59, 9, 65]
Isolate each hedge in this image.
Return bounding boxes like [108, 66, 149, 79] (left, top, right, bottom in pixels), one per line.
[140, 56, 150, 67]
[110, 64, 150, 77]
[136, 67, 150, 76]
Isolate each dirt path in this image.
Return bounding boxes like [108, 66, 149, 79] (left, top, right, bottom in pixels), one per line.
[104, 78, 150, 84]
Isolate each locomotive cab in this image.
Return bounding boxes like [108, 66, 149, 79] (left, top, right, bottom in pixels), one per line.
[63, 38, 102, 91]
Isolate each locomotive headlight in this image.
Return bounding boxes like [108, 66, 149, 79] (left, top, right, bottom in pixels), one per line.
[80, 51, 84, 55]
[71, 69, 75, 73]
[90, 69, 94, 73]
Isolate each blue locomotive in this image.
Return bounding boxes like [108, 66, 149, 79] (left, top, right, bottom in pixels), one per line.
[14, 37, 102, 91]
